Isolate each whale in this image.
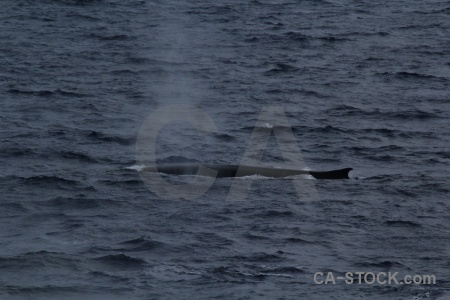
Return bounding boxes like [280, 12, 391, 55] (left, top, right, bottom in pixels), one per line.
[141, 164, 352, 180]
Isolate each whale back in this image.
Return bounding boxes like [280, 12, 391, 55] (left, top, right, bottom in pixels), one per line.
[142, 164, 352, 180]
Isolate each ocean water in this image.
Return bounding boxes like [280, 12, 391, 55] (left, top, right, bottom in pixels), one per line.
[0, 0, 449, 299]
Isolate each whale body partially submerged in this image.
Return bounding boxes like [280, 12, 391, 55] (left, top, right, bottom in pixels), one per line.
[141, 164, 352, 180]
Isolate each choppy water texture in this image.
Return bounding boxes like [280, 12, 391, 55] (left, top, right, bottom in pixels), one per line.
[0, 0, 449, 299]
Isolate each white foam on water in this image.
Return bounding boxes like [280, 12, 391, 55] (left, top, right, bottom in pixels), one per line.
[125, 164, 146, 171]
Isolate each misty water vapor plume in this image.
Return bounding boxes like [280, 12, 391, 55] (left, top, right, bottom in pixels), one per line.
[150, 3, 206, 108]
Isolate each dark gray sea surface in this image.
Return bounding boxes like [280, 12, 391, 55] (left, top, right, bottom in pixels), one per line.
[0, 0, 449, 299]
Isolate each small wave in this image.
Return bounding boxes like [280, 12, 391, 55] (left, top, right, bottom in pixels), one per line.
[86, 33, 131, 41]
[258, 265, 305, 274]
[433, 151, 450, 159]
[266, 88, 328, 97]
[148, 264, 203, 277]
[4, 175, 95, 192]
[397, 23, 444, 30]
[59, 151, 97, 163]
[87, 270, 129, 282]
[58, 220, 83, 231]
[353, 260, 404, 269]
[110, 69, 149, 75]
[230, 252, 286, 263]
[298, 88, 330, 97]
[361, 128, 400, 137]
[211, 266, 267, 280]
[385, 220, 422, 227]
[328, 106, 442, 120]
[265, 88, 283, 94]
[126, 56, 158, 64]
[99, 179, 143, 187]
[8, 88, 53, 97]
[0, 147, 35, 157]
[117, 237, 163, 252]
[8, 88, 88, 97]
[348, 30, 389, 37]
[316, 36, 351, 42]
[213, 133, 235, 141]
[255, 210, 294, 218]
[94, 254, 148, 267]
[65, 12, 101, 21]
[20, 175, 80, 187]
[433, 7, 450, 13]
[157, 156, 200, 164]
[283, 31, 309, 41]
[88, 131, 135, 145]
[368, 155, 396, 162]
[364, 108, 440, 121]
[243, 232, 270, 240]
[310, 125, 346, 134]
[325, 104, 364, 116]
[389, 109, 442, 120]
[284, 237, 315, 244]
[263, 63, 300, 76]
[59, 0, 106, 7]
[364, 175, 396, 182]
[193, 232, 235, 246]
[211, 264, 299, 280]
[0, 202, 28, 213]
[376, 71, 448, 82]
[347, 145, 404, 153]
[412, 8, 450, 14]
[1, 286, 83, 297]
[45, 196, 101, 209]
[244, 36, 260, 43]
[250, 0, 263, 5]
